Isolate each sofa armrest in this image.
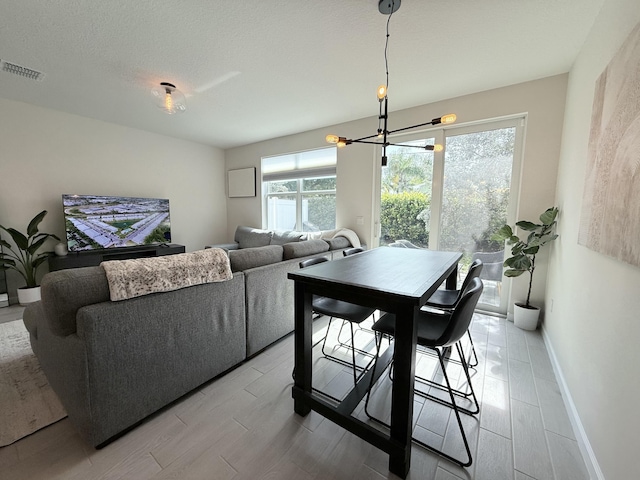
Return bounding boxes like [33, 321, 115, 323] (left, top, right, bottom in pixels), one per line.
[40, 266, 110, 337]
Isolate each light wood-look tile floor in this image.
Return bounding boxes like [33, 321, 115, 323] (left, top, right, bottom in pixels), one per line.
[0, 304, 25, 324]
[1, 311, 589, 480]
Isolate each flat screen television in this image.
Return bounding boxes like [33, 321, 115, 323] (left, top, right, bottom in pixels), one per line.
[62, 194, 171, 252]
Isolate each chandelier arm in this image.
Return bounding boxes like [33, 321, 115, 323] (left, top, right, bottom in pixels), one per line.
[350, 139, 388, 146]
[386, 119, 439, 136]
[351, 133, 386, 143]
[385, 142, 434, 149]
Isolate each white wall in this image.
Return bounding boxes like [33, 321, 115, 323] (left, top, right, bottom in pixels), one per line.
[0, 98, 227, 302]
[546, 2, 640, 479]
[225, 75, 568, 313]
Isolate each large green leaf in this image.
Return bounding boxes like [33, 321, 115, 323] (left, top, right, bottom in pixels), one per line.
[27, 236, 48, 255]
[32, 255, 49, 270]
[0, 258, 17, 268]
[511, 243, 525, 255]
[510, 255, 531, 270]
[539, 207, 558, 225]
[27, 210, 47, 238]
[491, 224, 513, 241]
[516, 220, 540, 231]
[505, 269, 526, 277]
[3, 227, 28, 250]
[537, 233, 558, 246]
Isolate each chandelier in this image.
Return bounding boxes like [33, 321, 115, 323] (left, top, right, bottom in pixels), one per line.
[325, 0, 456, 166]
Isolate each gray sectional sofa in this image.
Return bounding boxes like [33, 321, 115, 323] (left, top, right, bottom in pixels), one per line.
[206, 225, 361, 252]
[22, 236, 359, 448]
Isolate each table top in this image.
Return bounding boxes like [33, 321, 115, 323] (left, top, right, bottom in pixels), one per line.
[289, 247, 462, 307]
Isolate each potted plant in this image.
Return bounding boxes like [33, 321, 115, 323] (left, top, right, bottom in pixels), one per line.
[0, 210, 60, 305]
[492, 207, 559, 330]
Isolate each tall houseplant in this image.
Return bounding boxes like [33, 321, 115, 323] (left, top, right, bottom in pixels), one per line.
[492, 207, 558, 329]
[0, 210, 59, 304]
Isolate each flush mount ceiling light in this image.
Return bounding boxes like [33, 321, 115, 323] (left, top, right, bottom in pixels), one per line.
[326, 0, 456, 166]
[151, 82, 186, 114]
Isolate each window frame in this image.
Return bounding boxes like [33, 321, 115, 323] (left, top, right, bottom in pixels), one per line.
[262, 148, 337, 231]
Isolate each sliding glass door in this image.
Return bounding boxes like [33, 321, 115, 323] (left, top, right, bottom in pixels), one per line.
[377, 118, 524, 313]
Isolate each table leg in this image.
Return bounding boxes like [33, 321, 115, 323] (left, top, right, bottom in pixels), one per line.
[293, 282, 312, 416]
[446, 263, 458, 290]
[388, 305, 418, 478]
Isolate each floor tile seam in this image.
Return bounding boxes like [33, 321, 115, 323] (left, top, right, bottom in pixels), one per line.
[478, 389, 511, 433]
[477, 424, 512, 443]
[511, 396, 557, 480]
[227, 416, 251, 433]
[293, 429, 350, 476]
[531, 371, 560, 384]
[147, 450, 165, 473]
[511, 400, 562, 480]
[173, 412, 189, 427]
[543, 426, 580, 444]
[531, 374, 563, 405]
[508, 392, 540, 408]
[434, 465, 466, 480]
[514, 466, 541, 479]
[241, 385, 260, 399]
[216, 453, 240, 476]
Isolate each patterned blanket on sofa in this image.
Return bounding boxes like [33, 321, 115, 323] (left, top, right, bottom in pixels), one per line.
[101, 248, 232, 301]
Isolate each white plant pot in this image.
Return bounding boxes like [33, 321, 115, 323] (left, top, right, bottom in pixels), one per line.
[513, 303, 540, 330]
[17, 286, 41, 305]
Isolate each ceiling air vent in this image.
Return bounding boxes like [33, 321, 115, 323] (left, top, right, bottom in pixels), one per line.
[1, 59, 44, 81]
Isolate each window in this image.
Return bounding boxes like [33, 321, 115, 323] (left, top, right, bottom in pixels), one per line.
[263, 148, 337, 231]
[376, 117, 525, 313]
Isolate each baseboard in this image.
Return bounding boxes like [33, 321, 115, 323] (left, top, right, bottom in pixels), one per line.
[541, 325, 605, 480]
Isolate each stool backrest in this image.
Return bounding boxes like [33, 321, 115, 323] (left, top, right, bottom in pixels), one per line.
[437, 277, 483, 347]
[460, 259, 483, 293]
[299, 256, 329, 269]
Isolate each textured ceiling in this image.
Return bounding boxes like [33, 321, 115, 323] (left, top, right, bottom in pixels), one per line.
[0, 0, 604, 149]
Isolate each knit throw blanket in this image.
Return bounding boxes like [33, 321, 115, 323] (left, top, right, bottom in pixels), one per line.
[101, 248, 232, 301]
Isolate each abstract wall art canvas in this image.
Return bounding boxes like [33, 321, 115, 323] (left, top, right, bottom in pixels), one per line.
[578, 22, 640, 268]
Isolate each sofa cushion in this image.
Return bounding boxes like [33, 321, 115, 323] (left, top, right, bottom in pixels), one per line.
[270, 229, 305, 245]
[326, 236, 352, 250]
[228, 245, 284, 272]
[282, 239, 330, 260]
[234, 226, 273, 249]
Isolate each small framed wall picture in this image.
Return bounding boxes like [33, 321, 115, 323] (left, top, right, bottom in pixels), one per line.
[228, 167, 256, 198]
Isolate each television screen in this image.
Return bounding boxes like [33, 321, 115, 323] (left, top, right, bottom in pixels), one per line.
[62, 194, 171, 252]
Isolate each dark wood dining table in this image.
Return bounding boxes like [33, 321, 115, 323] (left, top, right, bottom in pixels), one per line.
[288, 247, 462, 478]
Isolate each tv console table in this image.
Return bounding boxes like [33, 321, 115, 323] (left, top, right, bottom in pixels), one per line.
[48, 244, 186, 271]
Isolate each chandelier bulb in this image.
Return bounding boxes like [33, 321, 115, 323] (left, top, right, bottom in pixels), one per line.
[440, 113, 457, 125]
[326, 134, 340, 144]
[433, 144, 444, 152]
[377, 84, 387, 100]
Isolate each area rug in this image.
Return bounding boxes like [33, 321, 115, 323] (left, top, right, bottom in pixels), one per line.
[0, 320, 66, 446]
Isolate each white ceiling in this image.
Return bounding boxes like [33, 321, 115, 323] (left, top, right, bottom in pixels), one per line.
[0, 0, 604, 150]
